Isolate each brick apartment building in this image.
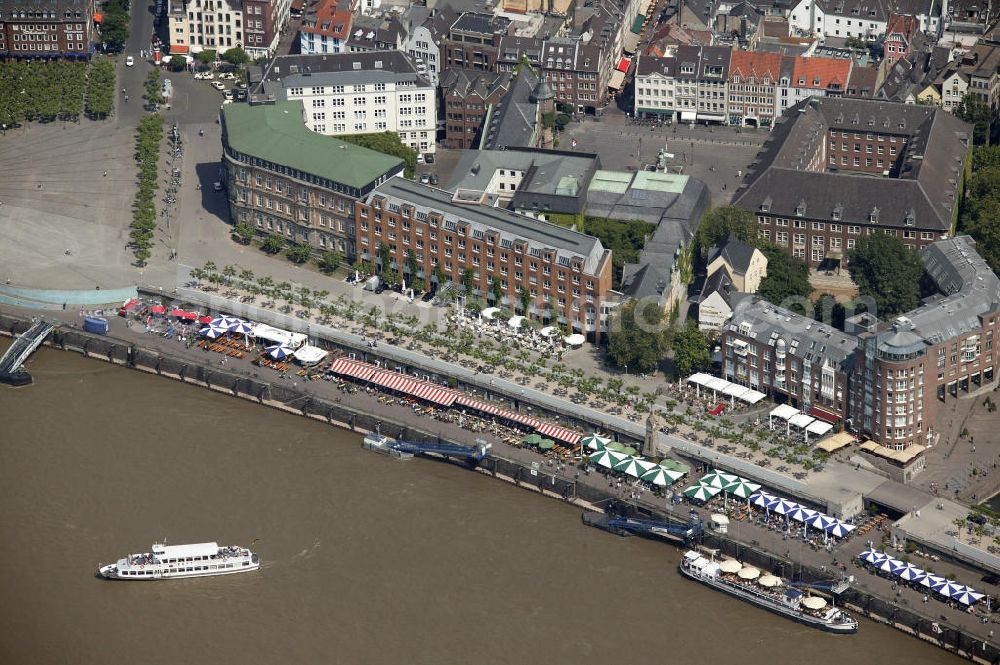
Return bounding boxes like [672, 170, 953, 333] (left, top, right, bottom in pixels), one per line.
[354, 177, 614, 337]
[439, 68, 510, 149]
[734, 97, 972, 268]
[0, 0, 94, 59]
[720, 235, 1000, 461]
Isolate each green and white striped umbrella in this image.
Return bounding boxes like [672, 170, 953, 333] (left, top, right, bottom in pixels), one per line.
[723, 478, 762, 499]
[699, 469, 740, 489]
[613, 456, 657, 478]
[580, 433, 611, 451]
[589, 449, 628, 469]
[640, 466, 686, 487]
[683, 482, 722, 502]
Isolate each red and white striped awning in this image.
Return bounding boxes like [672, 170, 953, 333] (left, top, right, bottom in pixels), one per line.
[410, 381, 459, 407]
[369, 370, 459, 406]
[371, 370, 416, 393]
[455, 395, 502, 415]
[536, 422, 582, 445]
[328, 358, 379, 381]
[496, 409, 540, 428]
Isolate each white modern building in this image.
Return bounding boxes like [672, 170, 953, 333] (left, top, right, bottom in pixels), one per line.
[787, 0, 942, 41]
[254, 51, 437, 154]
[167, 0, 290, 57]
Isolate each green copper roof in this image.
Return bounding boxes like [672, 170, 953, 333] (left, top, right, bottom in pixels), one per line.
[222, 101, 403, 189]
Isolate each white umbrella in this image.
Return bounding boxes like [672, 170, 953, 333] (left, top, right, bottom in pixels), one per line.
[719, 559, 743, 573]
[758, 574, 783, 587]
[737, 566, 761, 580]
[802, 596, 827, 610]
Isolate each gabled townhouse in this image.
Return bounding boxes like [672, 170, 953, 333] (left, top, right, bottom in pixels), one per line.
[403, 7, 454, 87]
[675, 44, 731, 123]
[883, 12, 920, 66]
[298, 0, 351, 55]
[728, 50, 783, 126]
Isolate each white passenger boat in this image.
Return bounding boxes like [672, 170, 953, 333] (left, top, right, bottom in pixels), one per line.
[679, 550, 858, 633]
[98, 542, 259, 580]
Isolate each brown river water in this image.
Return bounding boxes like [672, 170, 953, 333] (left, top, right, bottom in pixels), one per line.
[0, 346, 961, 664]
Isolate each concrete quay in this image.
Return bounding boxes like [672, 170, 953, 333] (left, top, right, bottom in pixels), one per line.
[3, 307, 1000, 662]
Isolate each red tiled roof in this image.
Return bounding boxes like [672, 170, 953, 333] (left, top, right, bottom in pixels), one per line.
[728, 51, 782, 83]
[791, 56, 852, 90]
[300, 0, 353, 40]
[886, 12, 919, 40]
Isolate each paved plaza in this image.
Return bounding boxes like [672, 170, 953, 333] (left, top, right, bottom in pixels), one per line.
[560, 109, 766, 205]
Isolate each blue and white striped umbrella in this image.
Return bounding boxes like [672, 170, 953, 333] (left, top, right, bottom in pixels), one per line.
[895, 562, 927, 582]
[228, 319, 255, 335]
[265, 344, 294, 360]
[199, 325, 227, 339]
[952, 586, 985, 605]
[880, 558, 906, 574]
[806, 513, 837, 531]
[767, 498, 799, 515]
[858, 549, 888, 566]
[921, 574, 949, 591]
[211, 316, 240, 329]
[750, 491, 777, 508]
[938, 581, 965, 598]
[787, 506, 818, 523]
[824, 520, 855, 538]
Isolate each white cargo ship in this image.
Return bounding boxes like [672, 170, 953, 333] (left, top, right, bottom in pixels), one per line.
[98, 542, 259, 580]
[679, 550, 858, 633]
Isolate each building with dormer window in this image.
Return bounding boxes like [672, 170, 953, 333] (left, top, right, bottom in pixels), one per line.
[734, 97, 972, 268]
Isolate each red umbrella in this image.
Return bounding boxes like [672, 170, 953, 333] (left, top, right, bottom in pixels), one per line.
[169, 308, 186, 317]
[182, 311, 198, 320]
[198, 315, 214, 324]
[149, 305, 166, 314]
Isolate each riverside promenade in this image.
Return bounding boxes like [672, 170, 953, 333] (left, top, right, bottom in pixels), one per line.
[2, 304, 1000, 662]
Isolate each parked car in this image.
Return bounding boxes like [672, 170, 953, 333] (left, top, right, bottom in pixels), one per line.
[125, 55, 135, 67]
[212, 81, 226, 91]
[429, 174, 439, 185]
[424, 153, 434, 164]
[223, 89, 233, 100]
[419, 173, 430, 184]
[416, 153, 425, 164]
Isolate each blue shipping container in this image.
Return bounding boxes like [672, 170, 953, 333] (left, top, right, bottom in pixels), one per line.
[83, 316, 109, 335]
